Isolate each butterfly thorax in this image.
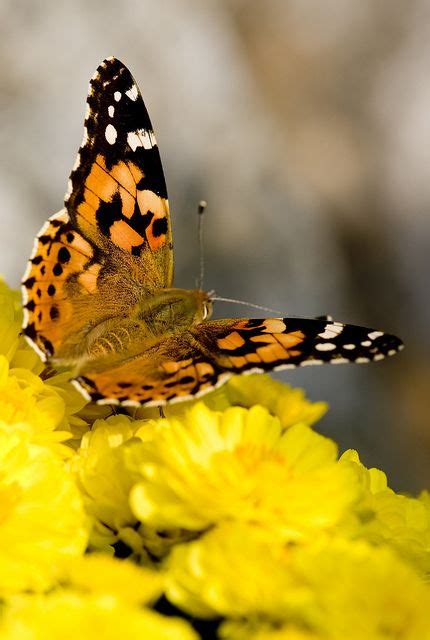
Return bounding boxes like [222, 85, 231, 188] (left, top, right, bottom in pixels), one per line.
[133, 288, 212, 334]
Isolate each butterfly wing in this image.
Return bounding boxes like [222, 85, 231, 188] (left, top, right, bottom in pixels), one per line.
[66, 57, 173, 286]
[193, 317, 403, 370]
[22, 58, 172, 362]
[73, 317, 403, 406]
[22, 209, 101, 360]
[74, 334, 222, 407]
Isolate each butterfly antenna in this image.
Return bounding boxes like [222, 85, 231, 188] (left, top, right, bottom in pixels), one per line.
[211, 296, 282, 315]
[197, 200, 207, 290]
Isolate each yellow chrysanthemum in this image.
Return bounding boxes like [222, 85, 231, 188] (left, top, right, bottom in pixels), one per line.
[165, 523, 430, 639]
[0, 356, 80, 456]
[74, 414, 144, 550]
[0, 592, 198, 640]
[341, 450, 430, 575]
[165, 523, 305, 619]
[293, 538, 430, 640]
[0, 421, 88, 595]
[75, 414, 193, 558]
[130, 403, 359, 538]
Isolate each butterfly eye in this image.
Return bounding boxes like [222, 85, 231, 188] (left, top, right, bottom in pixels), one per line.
[202, 301, 213, 320]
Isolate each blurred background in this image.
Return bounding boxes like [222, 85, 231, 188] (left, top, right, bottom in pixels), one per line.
[0, 0, 429, 490]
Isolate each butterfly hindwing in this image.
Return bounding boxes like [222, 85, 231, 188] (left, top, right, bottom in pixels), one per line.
[193, 317, 403, 371]
[65, 57, 173, 288]
[73, 317, 403, 407]
[74, 333, 224, 406]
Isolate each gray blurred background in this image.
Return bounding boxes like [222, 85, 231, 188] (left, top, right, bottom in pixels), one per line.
[1, 0, 429, 490]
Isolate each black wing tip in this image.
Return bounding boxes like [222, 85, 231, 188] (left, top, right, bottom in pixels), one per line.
[94, 57, 132, 82]
[381, 332, 404, 354]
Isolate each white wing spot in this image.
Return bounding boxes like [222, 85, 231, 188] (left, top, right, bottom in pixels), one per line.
[66, 178, 73, 198]
[105, 124, 117, 145]
[114, 91, 122, 102]
[318, 323, 344, 339]
[361, 340, 371, 347]
[127, 129, 156, 151]
[108, 105, 115, 117]
[368, 331, 383, 340]
[126, 84, 138, 101]
[315, 342, 336, 351]
[356, 357, 370, 363]
[343, 344, 356, 350]
[301, 359, 324, 366]
[388, 349, 397, 356]
[72, 152, 81, 172]
[373, 354, 385, 361]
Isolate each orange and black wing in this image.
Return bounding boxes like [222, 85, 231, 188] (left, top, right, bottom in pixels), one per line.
[22, 58, 173, 362]
[22, 209, 101, 360]
[65, 57, 173, 287]
[74, 316, 403, 407]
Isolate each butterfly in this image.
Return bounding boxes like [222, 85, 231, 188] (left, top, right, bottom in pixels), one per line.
[21, 57, 403, 407]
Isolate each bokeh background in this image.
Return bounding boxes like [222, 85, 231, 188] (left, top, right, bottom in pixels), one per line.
[1, 0, 429, 490]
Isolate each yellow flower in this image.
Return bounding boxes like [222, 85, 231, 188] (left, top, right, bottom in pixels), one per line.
[0, 356, 78, 456]
[74, 414, 143, 550]
[130, 403, 359, 539]
[165, 523, 304, 619]
[166, 523, 430, 639]
[292, 537, 430, 640]
[0, 592, 198, 640]
[0, 421, 88, 595]
[75, 414, 193, 559]
[341, 450, 430, 575]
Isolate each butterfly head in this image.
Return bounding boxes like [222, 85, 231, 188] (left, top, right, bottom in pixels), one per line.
[186, 288, 213, 323]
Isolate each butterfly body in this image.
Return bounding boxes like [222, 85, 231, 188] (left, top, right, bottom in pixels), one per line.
[22, 58, 403, 407]
[80, 287, 211, 365]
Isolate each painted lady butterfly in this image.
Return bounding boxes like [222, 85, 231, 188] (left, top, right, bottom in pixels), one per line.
[22, 58, 403, 407]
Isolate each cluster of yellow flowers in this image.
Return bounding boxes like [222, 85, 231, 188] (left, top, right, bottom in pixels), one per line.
[0, 278, 429, 639]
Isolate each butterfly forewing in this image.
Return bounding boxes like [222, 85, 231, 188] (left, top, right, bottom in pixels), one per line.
[22, 58, 173, 362]
[66, 57, 173, 287]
